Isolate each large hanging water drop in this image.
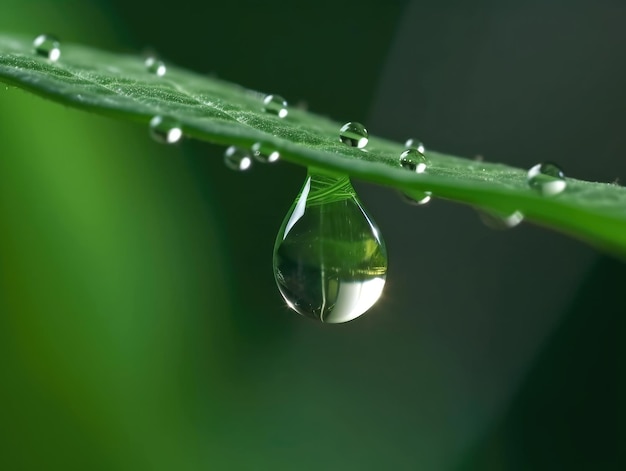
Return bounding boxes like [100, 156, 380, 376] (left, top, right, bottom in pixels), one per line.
[273, 171, 387, 323]
[339, 122, 368, 148]
[33, 34, 60, 61]
[527, 162, 567, 195]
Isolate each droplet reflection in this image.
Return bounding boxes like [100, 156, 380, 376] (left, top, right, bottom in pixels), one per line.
[273, 171, 387, 323]
[263, 94, 288, 118]
[145, 57, 167, 77]
[149, 115, 182, 144]
[527, 162, 567, 196]
[224, 146, 252, 171]
[33, 34, 61, 61]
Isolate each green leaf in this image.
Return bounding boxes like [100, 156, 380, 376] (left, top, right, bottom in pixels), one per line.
[1, 33, 626, 256]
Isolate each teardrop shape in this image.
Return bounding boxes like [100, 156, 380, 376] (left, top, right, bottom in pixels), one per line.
[273, 171, 387, 323]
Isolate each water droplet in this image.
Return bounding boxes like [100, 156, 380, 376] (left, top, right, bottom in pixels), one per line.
[401, 191, 432, 206]
[145, 57, 166, 77]
[339, 122, 368, 148]
[33, 34, 60, 61]
[400, 148, 427, 173]
[149, 115, 182, 144]
[263, 94, 288, 118]
[252, 142, 280, 163]
[273, 172, 387, 323]
[527, 162, 567, 195]
[224, 146, 252, 171]
[404, 138, 425, 154]
[478, 210, 524, 230]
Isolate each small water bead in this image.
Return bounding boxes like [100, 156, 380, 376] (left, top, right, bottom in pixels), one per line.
[251, 142, 280, 163]
[33, 34, 61, 61]
[404, 138, 425, 154]
[149, 115, 182, 144]
[263, 94, 288, 118]
[273, 171, 387, 323]
[145, 57, 167, 77]
[527, 162, 567, 196]
[401, 191, 432, 206]
[224, 146, 252, 171]
[400, 148, 427, 173]
[479, 210, 524, 230]
[339, 122, 368, 148]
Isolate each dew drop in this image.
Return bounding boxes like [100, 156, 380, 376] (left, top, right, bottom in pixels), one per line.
[224, 146, 252, 171]
[527, 162, 567, 196]
[149, 115, 182, 144]
[401, 191, 432, 206]
[145, 57, 167, 77]
[252, 142, 280, 163]
[400, 148, 427, 173]
[478, 210, 524, 230]
[404, 138, 425, 154]
[263, 94, 288, 118]
[33, 34, 60, 61]
[273, 171, 387, 323]
[339, 122, 368, 148]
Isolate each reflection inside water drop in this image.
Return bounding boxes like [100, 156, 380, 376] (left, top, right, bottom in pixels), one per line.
[33, 34, 60, 61]
[145, 57, 167, 77]
[400, 148, 427, 173]
[339, 122, 369, 148]
[252, 142, 280, 163]
[263, 94, 288, 118]
[224, 146, 252, 171]
[405, 138, 425, 154]
[527, 162, 567, 196]
[478, 209, 524, 230]
[401, 191, 432, 206]
[149, 115, 182, 144]
[273, 171, 387, 323]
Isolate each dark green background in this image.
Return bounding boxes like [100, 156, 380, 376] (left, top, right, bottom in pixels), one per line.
[0, 0, 623, 469]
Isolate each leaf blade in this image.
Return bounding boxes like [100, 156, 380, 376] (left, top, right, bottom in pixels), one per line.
[1, 33, 625, 255]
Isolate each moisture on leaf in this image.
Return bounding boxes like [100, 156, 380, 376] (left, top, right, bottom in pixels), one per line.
[1, 33, 626, 256]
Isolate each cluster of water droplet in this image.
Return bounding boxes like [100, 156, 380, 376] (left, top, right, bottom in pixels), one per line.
[28, 32, 578, 322]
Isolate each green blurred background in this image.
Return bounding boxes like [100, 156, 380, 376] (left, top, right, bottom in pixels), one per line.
[0, 0, 623, 469]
